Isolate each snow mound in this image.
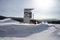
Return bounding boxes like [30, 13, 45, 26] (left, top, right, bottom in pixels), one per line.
[0, 24, 50, 37]
[0, 18, 18, 23]
[52, 25, 60, 36]
[0, 21, 60, 40]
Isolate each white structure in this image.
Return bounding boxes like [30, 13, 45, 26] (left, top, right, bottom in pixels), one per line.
[24, 9, 33, 23]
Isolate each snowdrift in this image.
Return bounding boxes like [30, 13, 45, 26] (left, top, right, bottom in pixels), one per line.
[0, 18, 18, 23]
[0, 18, 60, 40]
[0, 24, 50, 37]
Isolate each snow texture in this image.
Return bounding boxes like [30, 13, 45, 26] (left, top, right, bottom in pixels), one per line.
[0, 18, 60, 40]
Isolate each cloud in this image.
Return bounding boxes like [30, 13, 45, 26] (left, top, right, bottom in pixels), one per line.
[0, 0, 60, 19]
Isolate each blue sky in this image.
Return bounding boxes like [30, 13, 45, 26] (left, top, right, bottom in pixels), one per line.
[0, 0, 60, 19]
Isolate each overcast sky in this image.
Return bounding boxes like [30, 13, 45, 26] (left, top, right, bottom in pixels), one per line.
[0, 0, 60, 19]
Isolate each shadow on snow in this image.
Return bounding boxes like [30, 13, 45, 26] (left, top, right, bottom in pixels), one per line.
[0, 24, 50, 37]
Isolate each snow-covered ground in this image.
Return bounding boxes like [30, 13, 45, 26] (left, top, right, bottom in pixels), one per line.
[0, 18, 60, 40]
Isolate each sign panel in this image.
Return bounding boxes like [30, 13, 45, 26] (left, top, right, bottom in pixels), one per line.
[24, 12, 32, 18]
[24, 8, 33, 23]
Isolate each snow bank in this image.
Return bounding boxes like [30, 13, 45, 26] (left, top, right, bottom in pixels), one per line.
[0, 24, 50, 37]
[0, 20, 60, 40]
[0, 18, 35, 26]
[27, 27, 57, 40]
[0, 18, 18, 23]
